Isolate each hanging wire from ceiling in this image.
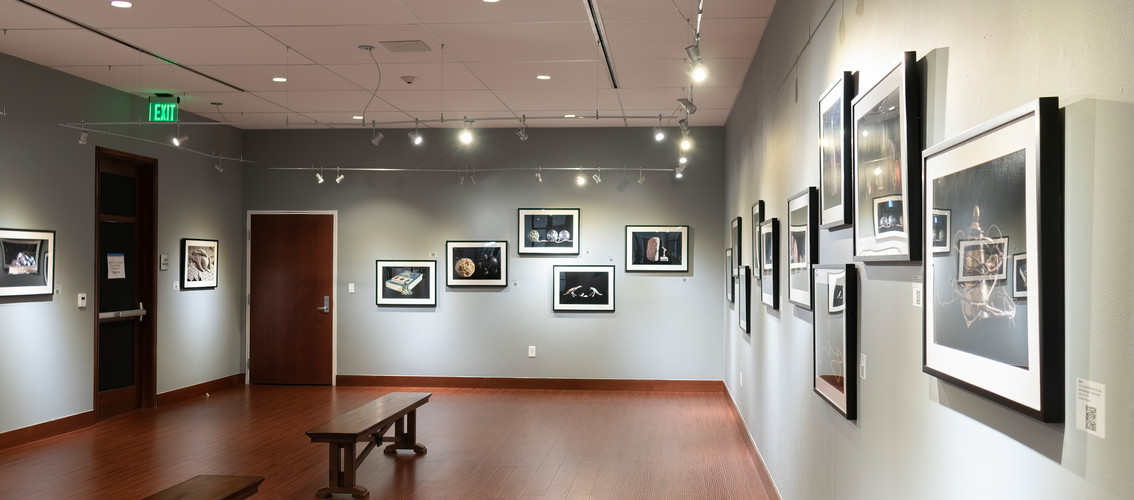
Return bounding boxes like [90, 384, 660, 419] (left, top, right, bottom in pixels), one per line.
[358, 44, 383, 124]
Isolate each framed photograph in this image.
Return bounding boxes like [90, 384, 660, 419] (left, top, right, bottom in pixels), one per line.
[787, 187, 819, 310]
[931, 208, 951, 254]
[552, 265, 614, 312]
[758, 218, 780, 310]
[730, 216, 742, 275]
[0, 228, 55, 296]
[180, 238, 218, 289]
[625, 225, 689, 272]
[813, 264, 858, 419]
[819, 73, 856, 229]
[923, 97, 1063, 422]
[852, 51, 921, 262]
[376, 260, 436, 306]
[750, 201, 765, 282]
[738, 266, 750, 333]
[1012, 253, 1027, 299]
[518, 208, 579, 255]
[724, 248, 734, 303]
[445, 240, 508, 287]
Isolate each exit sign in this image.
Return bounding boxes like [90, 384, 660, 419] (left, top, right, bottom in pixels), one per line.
[149, 102, 178, 122]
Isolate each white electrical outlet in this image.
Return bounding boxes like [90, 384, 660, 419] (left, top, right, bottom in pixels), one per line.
[528, 346, 536, 358]
[77, 293, 87, 308]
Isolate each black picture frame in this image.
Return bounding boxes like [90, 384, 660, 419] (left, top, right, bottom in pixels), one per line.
[738, 266, 750, 333]
[376, 260, 437, 306]
[758, 218, 780, 310]
[552, 265, 615, 312]
[180, 238, 218, 290]
[787, 187, 819, 310]
[0, 228, 55, 296]
[813, 264, 858, 419]
[445, 240, 508, 287]
[922, 97, 1063, 422]
[518, 208, 579, 255]
[819, 72, 856, 229]
[750, 201, 765, 283]
[731, 216, 742, 275]
[625, 225, 689, 272]
[852, 51, 922, 262]
[724, 248, 734, 304]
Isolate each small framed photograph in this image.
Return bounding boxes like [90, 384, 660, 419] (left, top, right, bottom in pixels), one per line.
[813, 264, 858, 419]
[819, 73, 856, 229]
[738, 267, 750, 333]
[625, 225, 689, 272]
[731, 216, 742, 275]
[788, 187, 819, 310]
[445, 240, 508, 287]
[923, 97, 1063, 422]
[758, 218, 780, 310]
[376, 260, 436, 306]
[852, 51, 921, 262]
[518, 208, 579, 255]
[1011, 253, 1027, 299]
[750, 201, 765, 282]
[0, 228, 55, 296]
[931, 208, 951, 254]
[180, 238, 218, 289]
[724, 248, 734, 303]
[552, 265, 614, 312]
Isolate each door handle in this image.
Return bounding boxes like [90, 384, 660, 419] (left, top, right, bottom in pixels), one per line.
[98, 302, 148, 321]
[316, 296, 330, 313]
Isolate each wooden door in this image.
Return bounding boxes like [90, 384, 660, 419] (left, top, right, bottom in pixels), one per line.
[95, 147, 157, 420]
[249, 213, 334, 384]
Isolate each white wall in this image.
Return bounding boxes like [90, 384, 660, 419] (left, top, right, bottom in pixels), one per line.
[242, 127, 726, 381]
[724, 1, 1133, 499]
[0, 52, 245, 434]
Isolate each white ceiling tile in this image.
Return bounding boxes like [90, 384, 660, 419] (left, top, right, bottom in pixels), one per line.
[264, 25, 444, 66]
[595, 0, 774, 21]
[0, 28, 150, 66]
[177, 91, 291, 115]
[0, 1, 74, 28]
[494, 89, 620, 112]
[252, 90, 398, 113]
[615, 57, 751, 88]
[426, 22, 597, 63]
[402, 0, 585, 23]
[211, 0, 419, 26]
[192, 65, 361, 92]
[300, 112, 419, 128]
[698, 17, 768, 60]
[104, 27, 306, 67]
[29, 0, 247, 28]
[463, 61, 606, 90]
[377, 89, 510, 114]
[604, 20, 694, 60]
[327, 63, 486, 92]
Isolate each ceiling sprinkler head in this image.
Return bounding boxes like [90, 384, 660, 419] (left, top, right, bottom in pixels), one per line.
[400, 75, 419, 85]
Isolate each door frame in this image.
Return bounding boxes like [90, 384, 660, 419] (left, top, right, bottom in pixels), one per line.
[244, 210, 338, 385]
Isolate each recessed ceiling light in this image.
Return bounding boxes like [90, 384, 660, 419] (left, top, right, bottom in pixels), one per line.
[110, 1, 132, 8]
[483, 0, 500, 3]
[272, 77, 287, 82]
[536, 75, 551, 80]
[352, 115, 364, 120]
[564, 114, 576, 118]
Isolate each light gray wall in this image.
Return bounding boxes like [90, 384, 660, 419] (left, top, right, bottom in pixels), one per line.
[0, 52, 244, 434]
[242, 126, 725, 380]
[724, 1, 1133, 499]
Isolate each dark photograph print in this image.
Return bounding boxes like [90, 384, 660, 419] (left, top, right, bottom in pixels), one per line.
[446, 241, 508, 287]
[181, 238, 218, 289]
[626, 225, 688, 272]
[759, 218, 780, 309]
[1012, 253, 1028, 299]
[553, 265, 614, 312]
[931, 208, 951, 253]
[873, 195, 905, 238]
[0, 229, 54, 296]
[377, 260, 436, 306]
[519, 208, 579, 254]
[819, 73, 855, 229]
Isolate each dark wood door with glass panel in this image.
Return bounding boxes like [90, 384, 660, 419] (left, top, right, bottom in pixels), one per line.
[249, 213, 334, 385]
[95, 147, 156, 420]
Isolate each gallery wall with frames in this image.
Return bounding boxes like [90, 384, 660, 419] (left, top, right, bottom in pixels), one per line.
[721, 0, 1132, 499]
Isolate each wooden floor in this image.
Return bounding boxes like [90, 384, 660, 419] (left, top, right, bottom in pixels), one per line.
[0, 386, 775, 499]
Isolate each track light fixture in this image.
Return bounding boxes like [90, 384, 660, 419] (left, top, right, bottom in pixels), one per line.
[679, 156, 688, 165]
[677, 98, 697, 115]
[675, 163, 687, 178]
[686, 43, 707, 83]
[680, 135, 693, 151]
[409, 119, 423, 145]
[315, 171, 324, 184]
[653, 114, 665, 142]
[214, 161, 223, 173]
[536, 167, 542, 183]
[638, 167, 646, 185]
[78, 130, 88, 145]
[172, 134, 189, 146]
[371, 130, 384, 146]
[678, 118, 689, 133]
[459, 118, 474, 145]
[576, 170, 586, 186]
[335, 167, 344, 184]
[592, 170, 602, 184]
[516, 115, 529, 141]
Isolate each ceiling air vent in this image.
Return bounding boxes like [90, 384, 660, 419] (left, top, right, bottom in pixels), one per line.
[379, 40, 432, 53]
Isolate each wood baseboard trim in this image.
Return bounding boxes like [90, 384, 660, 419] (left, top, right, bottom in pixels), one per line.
[157, 374, 245, 406]
[0, 411, 96, 451]
[337, 375, 723, 392]
[722, 385, 781, 500]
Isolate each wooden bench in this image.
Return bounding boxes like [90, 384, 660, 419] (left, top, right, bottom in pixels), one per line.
[142, 474, 265, 500]
[305, 392, 431, 498]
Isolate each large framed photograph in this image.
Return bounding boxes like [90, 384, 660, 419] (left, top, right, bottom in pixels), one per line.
[724, 248, 734, 303]
[376, 260, 436, 306]
[730, 216, 742, 275]
[445, 240, 508, 287]
[625, 225, 688, 272]
[813, 264, 858, 419]
[852, 51, 921, 262]
[788, 187, 819, 310]
[758, 218, 780, 310]
[518, 208, 579, 255]
[922, 97, 1063, 422]
[750, 201, 765, 283]
[738, 266, 750, 333]
[552, 265, 614, 312]
[180, 238, 218, 289]
[819, 73, 856, 229]
[0, 228, 55, 296]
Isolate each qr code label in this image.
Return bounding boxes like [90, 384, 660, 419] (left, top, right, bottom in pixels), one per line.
[1085, 405, 1097, 432]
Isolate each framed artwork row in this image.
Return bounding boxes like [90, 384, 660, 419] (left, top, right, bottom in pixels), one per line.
[819, 73, 856, 229]
[181, 238, 218, 290]
[813, 264, 857, 419]
[552, 265, 615, 312]
[376, 260, 436, 306]
[625, 225, 688, 272]
[0, 228, 54, 297]
[787, 187, 819, 309]
[518, 208, 579, 255]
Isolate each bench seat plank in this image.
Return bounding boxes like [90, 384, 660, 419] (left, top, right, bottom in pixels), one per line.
[306, 392, 430, 443]
[142, 474, 265, 500]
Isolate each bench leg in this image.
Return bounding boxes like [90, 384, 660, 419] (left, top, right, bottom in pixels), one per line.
[384, 410, 427, 455]
[315, 442, 369, 498]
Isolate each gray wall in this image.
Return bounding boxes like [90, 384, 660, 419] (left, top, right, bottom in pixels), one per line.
[724, 1, 1133, 499]
[242, 126, 725, 380]
[0, 52, 244, 434]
